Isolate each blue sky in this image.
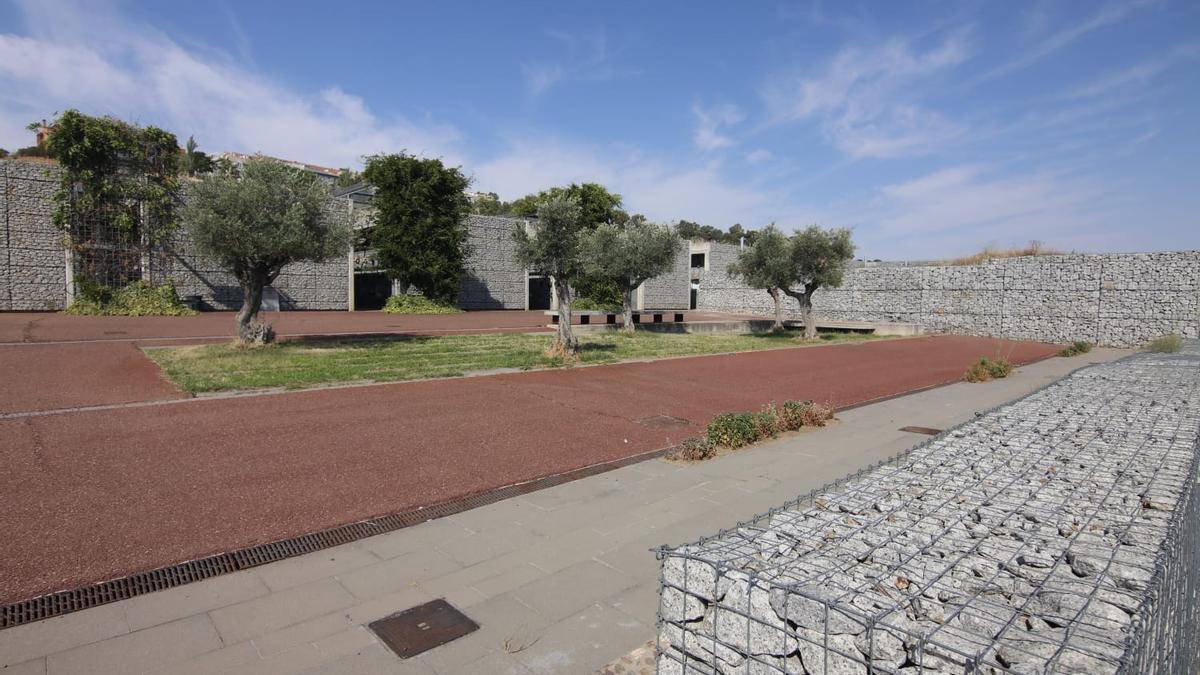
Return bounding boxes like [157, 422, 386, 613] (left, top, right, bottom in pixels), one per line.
[1, 0, 1197, 259]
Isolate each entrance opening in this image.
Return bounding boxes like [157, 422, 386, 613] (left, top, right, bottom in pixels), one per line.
[354, 272, 392, 310]
[528, 276, 552, 310]
[690, 282, 699, 310]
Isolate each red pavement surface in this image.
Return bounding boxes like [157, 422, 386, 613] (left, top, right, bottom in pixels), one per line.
[0, 333, 1059, 605]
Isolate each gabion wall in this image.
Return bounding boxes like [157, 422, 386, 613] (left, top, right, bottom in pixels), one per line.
[697, 242, 1200, 347]
[657, 345, 1200, 674]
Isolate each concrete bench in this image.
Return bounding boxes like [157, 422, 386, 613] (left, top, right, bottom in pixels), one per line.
[543, 310, 686, 325]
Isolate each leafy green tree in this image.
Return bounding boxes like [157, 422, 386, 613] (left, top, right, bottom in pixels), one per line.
[783, 226, 855, 339]
[727, 225, 795, 332]
[335, 168, 362, 188]
[510, 183, 626, 225]
[512, 196, 587, 356]
[0, 148, 9, 158]
[180, 136, 215, 176]
[470, 192, 509, 215]
[183, 157, 351, 344]
[582, 218, 683, 332]
[362, 153, 472, 303]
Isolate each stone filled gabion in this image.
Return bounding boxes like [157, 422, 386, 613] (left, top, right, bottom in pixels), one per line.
[657, 345, 1200, 674]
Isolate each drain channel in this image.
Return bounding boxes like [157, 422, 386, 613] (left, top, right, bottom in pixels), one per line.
[0, 445, 669, 630]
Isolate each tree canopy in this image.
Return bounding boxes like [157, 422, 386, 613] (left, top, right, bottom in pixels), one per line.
[180, 136, 215, 176]
[509, 183, 627, 226]
[361, 153, 472, 303]
[581, 218, 682, 331]
[184, 157, 350, 343]
[676, 220, 759, 246]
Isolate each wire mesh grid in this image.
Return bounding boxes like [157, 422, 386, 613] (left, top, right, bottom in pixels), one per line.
[656, 346, 1200, 674]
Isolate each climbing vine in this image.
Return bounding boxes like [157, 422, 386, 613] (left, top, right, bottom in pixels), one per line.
[44, 110, 182, 255]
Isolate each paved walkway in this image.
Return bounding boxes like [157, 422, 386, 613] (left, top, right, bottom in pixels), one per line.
[0, 335, 1059, 606]
[0, 348, 1127, 674]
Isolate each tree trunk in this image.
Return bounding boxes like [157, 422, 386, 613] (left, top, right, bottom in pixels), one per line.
[800, 293, 816, 340]
[236, 272, 274, 345]
[621, 286, 635, 334]
[768, 287, 785, 332]
[552, 275, 578, 355]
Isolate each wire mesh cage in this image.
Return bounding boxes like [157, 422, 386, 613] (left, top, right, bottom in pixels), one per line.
[657, 346, 1200, 675]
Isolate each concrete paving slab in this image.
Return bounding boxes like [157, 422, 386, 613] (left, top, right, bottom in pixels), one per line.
[511, 560, 641, 623]
[255, 544, 381, 593]
[208, 578, 357, 644]
[122, 568, 270, 632]
[511, 602, 650, 675]
[45, 615, 220, 675]
[335, 548, 462, 600]
[0, 603, 128, 668]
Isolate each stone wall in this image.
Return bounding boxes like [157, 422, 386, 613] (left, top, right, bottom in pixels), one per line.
[0, 160, 68, 310]
[658, 346, 1200, 674]
[697, 241, 1200, 347]
[0, 159, 352, 311]
[641, 244, 691, 310]
[458, 215, 528, 310]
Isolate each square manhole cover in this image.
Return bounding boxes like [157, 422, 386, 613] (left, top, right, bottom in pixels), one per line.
[899, 425, 943, 435]
[635, 415, 692, 429]
[368, 598, 479, 658]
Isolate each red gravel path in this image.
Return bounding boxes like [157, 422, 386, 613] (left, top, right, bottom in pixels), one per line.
[0, 335, 1059, 605]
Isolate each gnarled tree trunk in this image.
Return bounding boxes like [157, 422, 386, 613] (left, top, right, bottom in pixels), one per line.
[236, 270, 276, 345]
[552, 275, 578, 356]
[767, 287, 785, 332]
[785, 285, 819, 339]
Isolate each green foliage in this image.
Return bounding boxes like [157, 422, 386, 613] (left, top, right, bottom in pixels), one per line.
[45, 110, 181, 246]
[666, 437, 717, 461]
[787, 225, 856, 296]
[362, 153, 472, 303]
[512, 195, 587, 282]
[470, 192, 509, 215]
[335, 168, 362, 188]
[964, 357, 1013, 383]
[13, 145, 50, 158]
[66, 279, 196, 316]
[185, 158, 348, 278]
[779, 399, 833, 429]
[1059, 341, 1093, 357]
[571, 275, 623, 308]
[1145, 334, 1184, 353]
[676, 220, 760, 246]
[382, 294, 463, 314]
[727, 224, 794, 292]
[180, 136, 215, 176]
[572, 296, 621, 312]
[0, 148, 7, 158]
[509, 183, 626, 226]
[581, 219, 682, 300]
[753, 405, 782, 439]
[706, 412, 760, 449]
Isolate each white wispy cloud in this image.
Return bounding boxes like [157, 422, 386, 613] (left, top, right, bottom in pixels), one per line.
[986, 0, 1158, 80]
[0, 0, 462, 167]
[745, 149, 773, 164]
[692, 103, 744, 151]
[761, 28, 973, 158]
[1061, 43, 1198, 99]
[521, 28, 618, 96]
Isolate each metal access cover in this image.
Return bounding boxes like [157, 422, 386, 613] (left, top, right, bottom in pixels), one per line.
[899, 425, 943, 435]
[369, 599, 479, 658]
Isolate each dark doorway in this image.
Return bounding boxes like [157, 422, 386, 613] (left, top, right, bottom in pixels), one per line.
[690, 253, 706, 269]
[355, 272, 392, 310]
[528, 276, 552, 310]
[690, 286, 698, 310]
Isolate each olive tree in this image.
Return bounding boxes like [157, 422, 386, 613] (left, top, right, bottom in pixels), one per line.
[512, 195, 586, 356]
[783, 225, 855, 339]
[727, 224, 794, 332]
[581, 218, 682, 332]
[184, 157, 351, 345]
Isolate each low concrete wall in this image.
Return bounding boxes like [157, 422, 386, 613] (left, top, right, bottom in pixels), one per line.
[697, 241, 1200, 347]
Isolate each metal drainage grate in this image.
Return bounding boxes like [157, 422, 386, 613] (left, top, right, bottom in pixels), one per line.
[369, 598, 479, 658]
[635, 415, 693, 429]
[899, 425, 943, 435]
[0, 445, 670, 631]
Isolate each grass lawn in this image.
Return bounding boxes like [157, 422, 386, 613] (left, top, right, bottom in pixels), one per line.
[146, 330, 886, 393]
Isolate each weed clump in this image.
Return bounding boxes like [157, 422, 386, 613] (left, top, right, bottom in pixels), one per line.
[1145, 334, 1183, 353]
[964, 357, 1013, 383]
[1059, 341, 1092, 357]
[666, 437, 716, 461]
[706, 412, 760, 449]
[704, 399, 837, 453]
[66, 279, 196, 316]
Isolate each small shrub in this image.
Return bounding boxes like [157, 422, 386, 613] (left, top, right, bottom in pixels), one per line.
[706, 412, 760, 449]
[799, 401, 834, 427]
[666, 437, 716, 461]
[1145, 334, 1183, 353]
[1059, 341, 1092, 357]
[753, 405, 782, 439]
[382, 294, 462, 314]
[964, 357, 1013, 383]
[66, 280, 196, 316]
[572, 297, 621, 312]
